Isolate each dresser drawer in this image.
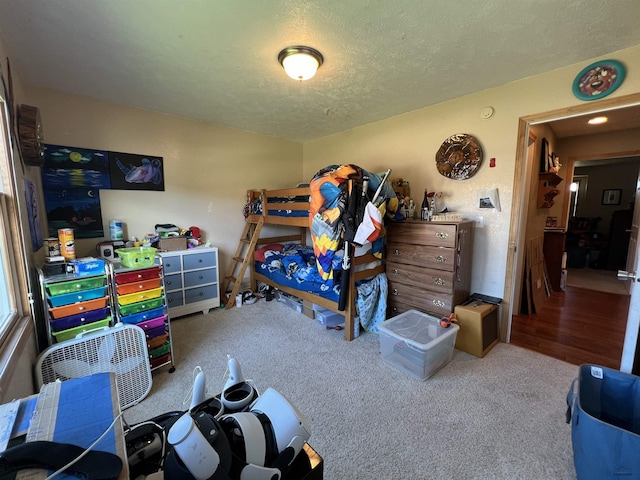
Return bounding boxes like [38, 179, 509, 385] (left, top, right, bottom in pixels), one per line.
[387, 242, 456, 271]
[386, 262, 455, 294]
[184, 268, 217, 288]
[184, 252, 216, 270]
[164, 273, 183, 291]
[387, 222, 458, 248]
[162, 256, 182, 274]
[388, 280, 453, 317]
[166, 290, 184, 308]
[185, 284, 219, 304]
[387, 301, 415, 318]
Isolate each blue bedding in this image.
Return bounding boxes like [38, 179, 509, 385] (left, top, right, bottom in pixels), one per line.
[255, 244, 341, 301]
[255, 243, 388, 331]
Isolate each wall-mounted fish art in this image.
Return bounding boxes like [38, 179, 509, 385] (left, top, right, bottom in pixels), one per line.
[109, 151, 164, 191]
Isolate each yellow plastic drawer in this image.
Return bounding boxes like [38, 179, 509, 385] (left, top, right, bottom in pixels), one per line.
[118, 287, 163, 306]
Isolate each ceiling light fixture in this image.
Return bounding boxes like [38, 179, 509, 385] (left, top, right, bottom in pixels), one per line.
[588, 116, 608, 125]
[278, 46, 324, 81]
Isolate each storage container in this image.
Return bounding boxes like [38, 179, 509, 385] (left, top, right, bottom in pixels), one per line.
[566, 364, 640, 479]
[277, 292, 302, 313]
[115, 247, 157, 269]
[378, 309, 459, 381]
[313, 305, 344, 328]
[49, 307, 110, 332]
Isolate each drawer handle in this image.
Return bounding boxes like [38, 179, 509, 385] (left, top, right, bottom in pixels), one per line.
[394, 249, 400, 256]
[199, 275, 204, 280]
[198, 259, 203, 263]
[78, 306, 85, 311]
[435, 255, 447, 263]
[137, 274, 143, 279]
[392, 269, 399, 276]
[166, 263, 172, 268]
[434, 278, 445, 286]
[166, 280, 172, 286]
[392, 288, 399, 296]
[432, 299, 446, 308]
[199, 292, 204, 296]
[436, 232, 449, 239]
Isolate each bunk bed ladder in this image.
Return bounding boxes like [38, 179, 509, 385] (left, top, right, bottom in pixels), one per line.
[221, 217, 264, 309]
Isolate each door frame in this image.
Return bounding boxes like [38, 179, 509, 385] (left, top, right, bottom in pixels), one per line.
[501, 92, 640, 343]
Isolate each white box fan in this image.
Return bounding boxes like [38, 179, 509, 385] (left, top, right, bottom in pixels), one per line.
[36, 323, 152, 410]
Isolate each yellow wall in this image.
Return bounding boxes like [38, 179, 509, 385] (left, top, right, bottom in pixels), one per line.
[303, 45, 640, 298]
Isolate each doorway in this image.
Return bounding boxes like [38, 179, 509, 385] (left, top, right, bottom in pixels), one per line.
[502, 92, 640, 370]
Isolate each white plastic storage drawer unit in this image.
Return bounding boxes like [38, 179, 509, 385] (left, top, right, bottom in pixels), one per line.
[379, 309, 459, 381]
[159, 246, 220, 318]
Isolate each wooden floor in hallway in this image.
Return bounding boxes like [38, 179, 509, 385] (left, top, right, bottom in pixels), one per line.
[510, 285, 631, 369]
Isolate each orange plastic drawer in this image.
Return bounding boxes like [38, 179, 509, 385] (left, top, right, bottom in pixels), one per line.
[49, 296, 108, 319]
[117, 287, 163, 306]
[115, 266, 162, 285]
[116, 278, 162, 295]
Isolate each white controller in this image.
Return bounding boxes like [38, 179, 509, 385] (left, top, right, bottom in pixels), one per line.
[190, 370, 207, 411]
[167, 413, 219, 480]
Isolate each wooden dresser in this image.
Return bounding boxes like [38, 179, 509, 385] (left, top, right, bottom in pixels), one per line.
[386, 220, 474, 318]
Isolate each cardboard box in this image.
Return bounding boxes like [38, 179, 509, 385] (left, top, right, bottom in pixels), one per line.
[158, 236, 187, 251]
[454, 301, 499, 357]
[303, 300, 315, 319]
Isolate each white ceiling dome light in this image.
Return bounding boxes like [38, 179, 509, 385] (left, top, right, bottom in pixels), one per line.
[278, 46, 324, 81]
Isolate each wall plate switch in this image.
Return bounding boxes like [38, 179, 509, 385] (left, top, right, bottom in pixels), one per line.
[475, 216, 484, 228]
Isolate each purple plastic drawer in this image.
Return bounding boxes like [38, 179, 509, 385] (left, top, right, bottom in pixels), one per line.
[145, 325, 166, 339]
[138, 316, 166, 331]
[50, 307, 110, 332]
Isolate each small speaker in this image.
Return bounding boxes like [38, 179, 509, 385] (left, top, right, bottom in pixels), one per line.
[454, 302, 499, 358]
[99, 244, 114, 259]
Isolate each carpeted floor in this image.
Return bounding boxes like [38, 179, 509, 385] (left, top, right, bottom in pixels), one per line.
[565, 268, 629, 295]
[125, 299, 580, 479]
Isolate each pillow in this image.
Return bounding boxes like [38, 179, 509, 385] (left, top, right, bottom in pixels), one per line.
[254, 243, 284, 263]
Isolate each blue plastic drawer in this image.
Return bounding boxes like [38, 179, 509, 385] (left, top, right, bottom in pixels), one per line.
[48, 286, 108, 307]
[184, 269, 217, 288]
[164, 273, 183, 291]
[120, 306, 167, 325]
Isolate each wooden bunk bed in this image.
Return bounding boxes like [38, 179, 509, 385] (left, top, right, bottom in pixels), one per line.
[222, 186, 386, 341]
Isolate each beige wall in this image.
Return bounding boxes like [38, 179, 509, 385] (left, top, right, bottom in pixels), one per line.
[26, 87, 303, 268]
[303, 45, 640, 299]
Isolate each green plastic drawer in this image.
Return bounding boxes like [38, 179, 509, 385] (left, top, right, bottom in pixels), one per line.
[149, 342, 171, 359]
[46, 276, 105, 296]
[52, 317, 111, 342]
[118, 296, 165, 316]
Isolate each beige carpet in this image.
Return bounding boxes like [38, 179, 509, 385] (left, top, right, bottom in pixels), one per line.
[125, 299, 580, 479]
[565, 268, 629, 295]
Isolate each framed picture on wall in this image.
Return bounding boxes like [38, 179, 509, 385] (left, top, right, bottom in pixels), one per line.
[602, 189, 621, 205]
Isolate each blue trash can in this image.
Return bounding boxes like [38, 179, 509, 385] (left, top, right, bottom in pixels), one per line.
[566, 364, 640, 479]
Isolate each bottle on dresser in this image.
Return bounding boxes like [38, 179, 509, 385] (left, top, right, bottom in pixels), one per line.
[421, 189, 429, 220]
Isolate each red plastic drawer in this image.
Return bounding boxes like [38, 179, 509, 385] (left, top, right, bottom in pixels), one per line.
[115, 266, 162, 284]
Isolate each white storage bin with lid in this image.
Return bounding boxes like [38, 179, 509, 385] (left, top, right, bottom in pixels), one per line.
[379, 309, 459, 381]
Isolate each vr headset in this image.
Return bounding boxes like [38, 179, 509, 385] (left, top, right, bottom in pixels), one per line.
[166, 388, 311, 480]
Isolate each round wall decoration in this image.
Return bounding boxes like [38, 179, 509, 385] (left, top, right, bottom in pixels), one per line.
[435, 133, 483, 180]
[572, 59, 625, 101]
[18, 104, 45, 167]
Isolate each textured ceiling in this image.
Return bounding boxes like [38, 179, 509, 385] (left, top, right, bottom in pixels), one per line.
[1, 1, 640, 142]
